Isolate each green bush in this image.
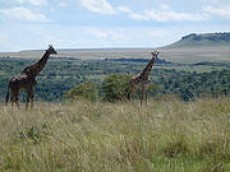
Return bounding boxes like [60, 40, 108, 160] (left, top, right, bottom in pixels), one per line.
[102, 74, 130, 102]
[64, 81, 98, 102]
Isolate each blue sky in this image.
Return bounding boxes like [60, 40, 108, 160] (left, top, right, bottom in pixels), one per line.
[0, 0, 230, 51]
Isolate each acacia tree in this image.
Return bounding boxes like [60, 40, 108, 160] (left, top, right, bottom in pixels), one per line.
[64, 81, 98, 102]
[101, 74, 130, 102]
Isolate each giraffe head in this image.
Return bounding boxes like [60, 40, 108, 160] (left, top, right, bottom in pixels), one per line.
[47, 45, 58, 55]
[151, 51, 160, 61]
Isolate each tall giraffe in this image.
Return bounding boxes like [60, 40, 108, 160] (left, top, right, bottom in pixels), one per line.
[5, 45, 57, 109]
[128, 51, 160, 105]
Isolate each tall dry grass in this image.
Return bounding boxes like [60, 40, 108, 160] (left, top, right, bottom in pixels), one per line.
[0, 98, 229, 171]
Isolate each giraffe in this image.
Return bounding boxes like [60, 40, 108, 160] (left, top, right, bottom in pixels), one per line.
[5, 45, 57, 109]
[128, 51, 160, 105]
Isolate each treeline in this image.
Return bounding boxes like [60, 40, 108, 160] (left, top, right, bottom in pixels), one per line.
[182, 32, 230, 42]
[106, 58, 172, 64]
[0, 57, 229, 102]
[154, 69, 230, 101]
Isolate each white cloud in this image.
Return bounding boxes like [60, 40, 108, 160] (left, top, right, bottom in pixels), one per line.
[2, 22, 230, 52]
[81, 26, 177, 48]
[159, 4, 171, 11]
[118, 7, 148, 21]
[144, 10, 209, 22]
[86, 28, 127, 43]
[145, 28, 170, 38]
[203, 5, 230, 18]
[91, 30, 109, 39]
[78, 1, 209, 22]
[1, 7, 48, 22]
[57, 2, 67, 7]
[17, 0, 47, 6]
[200, 0, 221, 4]
[0, 33, 8, 44]
[79, 0, 116, 15]
[118, 6, 209, 22]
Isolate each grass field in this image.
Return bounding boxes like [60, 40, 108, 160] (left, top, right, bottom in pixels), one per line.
[0, 98, 229, 171]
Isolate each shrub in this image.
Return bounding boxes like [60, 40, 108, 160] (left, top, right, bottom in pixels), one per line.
[101, 74, 130, 102]
[64, 81, 98, 102]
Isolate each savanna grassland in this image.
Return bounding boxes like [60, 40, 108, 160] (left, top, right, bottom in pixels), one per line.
[0, 98, 229, 171]
[1, 34, 230, 171]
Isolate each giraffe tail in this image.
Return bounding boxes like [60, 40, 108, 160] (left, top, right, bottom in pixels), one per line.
[5, 85, 10, 104]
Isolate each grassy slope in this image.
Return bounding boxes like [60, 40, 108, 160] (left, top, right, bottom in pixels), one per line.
[159, 33, 230, 63]
[1, 33, 230, 64]
[158, 46, 230, 63]
[0, 98, 229, 171]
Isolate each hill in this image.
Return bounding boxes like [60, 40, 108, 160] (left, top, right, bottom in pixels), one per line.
[1, 33, 230, 63]
[0, 48, 153, 60]
[0, 98, 229, 171]
[158, 32, 230, 63]
[165, 32, 230, 48]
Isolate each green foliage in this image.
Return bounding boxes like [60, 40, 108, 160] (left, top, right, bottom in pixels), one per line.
[147, 83, 160, 96]
[0, 58, 230, 102]
[101, 74, 130, 102]
[156, 69, 230, 101]
[64, 81, 98, 102]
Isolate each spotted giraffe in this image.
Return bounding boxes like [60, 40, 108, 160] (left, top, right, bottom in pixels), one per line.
[128, 51, 160, 105]
[5, 45, 57, 109]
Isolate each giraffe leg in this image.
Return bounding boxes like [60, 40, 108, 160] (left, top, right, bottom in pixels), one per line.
[10, 89, 14, 107]
[131, 87, 136, 100]
[10, 95, 14, 107]
[8, 88, 14, 107]
[127, 87, 131, 101]
[130, 88, 134, 101]
[145, 90, 148, 106]
[129, 80, 136, 101]
[12, 89, 19, 108]
[141, 85, 147, 106]
[30, 89, 34, 109]
[141, 90, 144, 106]
[26, 87, 33, 110]
[15, 98, 19, 109]
[14, 91, 19, 109]
[26, 93, 29, 110]
[128, 85, 135, 101]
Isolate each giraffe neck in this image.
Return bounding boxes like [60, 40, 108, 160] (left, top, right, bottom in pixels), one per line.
[36, 50, 50, 71]
[139, 57, 156, 80]
[22, 50, 51, 77]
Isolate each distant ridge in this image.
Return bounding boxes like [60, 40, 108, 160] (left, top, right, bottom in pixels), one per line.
[1, 33, 230, 63]
[166, 32, 230, 48]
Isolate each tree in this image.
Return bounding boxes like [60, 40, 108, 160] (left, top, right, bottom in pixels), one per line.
[147, 83, 160, 96]
[101, 74, 130, 102]
[64, 82, 98, 102]
[181, 87, 194, 102]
